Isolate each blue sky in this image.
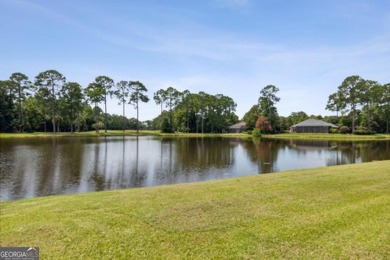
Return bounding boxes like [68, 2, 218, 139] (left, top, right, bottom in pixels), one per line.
[1, 0, 389, 121]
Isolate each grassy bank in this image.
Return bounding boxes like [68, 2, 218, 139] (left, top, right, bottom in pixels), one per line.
[262, 133, 390, 140]
[0, 130, 161, 138]
[1, 161, 389, 259]
[1, 131, 390, 140]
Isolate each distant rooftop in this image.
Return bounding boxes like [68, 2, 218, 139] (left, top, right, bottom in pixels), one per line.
[291, 119, 337, 128]
[229, 122, 247, 129]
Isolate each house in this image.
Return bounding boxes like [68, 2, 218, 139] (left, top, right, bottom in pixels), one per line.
[290, 119, 337, 133]
[228, 122, 247, 133]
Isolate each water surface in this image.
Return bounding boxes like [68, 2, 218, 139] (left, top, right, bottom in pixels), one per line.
[1, 136, 389, 201]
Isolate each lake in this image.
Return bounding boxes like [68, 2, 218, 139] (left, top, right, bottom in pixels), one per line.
[1, 136, 389, 201]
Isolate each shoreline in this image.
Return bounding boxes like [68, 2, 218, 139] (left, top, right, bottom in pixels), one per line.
[1, 131, 390, 141]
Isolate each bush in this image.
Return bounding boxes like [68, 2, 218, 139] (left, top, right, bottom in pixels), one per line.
[255, 116, 272, 134]
[92, 121, 104, 131]
[353, 126, 376, 135]
[252, 128, 261, 137]
[161, 118, 174, 133]
[338, 126, 350, 134]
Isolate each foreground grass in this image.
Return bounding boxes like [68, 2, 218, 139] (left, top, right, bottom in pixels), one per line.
[1, 161, 389, 259]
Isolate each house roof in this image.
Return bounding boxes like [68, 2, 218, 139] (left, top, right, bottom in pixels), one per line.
[229, 122, 247, 129]
[291, 119, 337, 128]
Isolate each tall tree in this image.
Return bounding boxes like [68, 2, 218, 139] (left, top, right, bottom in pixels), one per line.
[211, 94, 237, 133]
[9, 73, 32, 132]
[180, 92, 202, 133]
[34, 87, 51, 132]
[164, 87, 181, 130]
[35, 70, 66, 133]
[112, 80, 131, 132]
[23, 96, 45, 131]
[60, 82, 84, 133]
[359, 79, 381, 130]
[337, 75, 363, 132]
[243, 105, 260, 129]
[153, 89, 166, 130]
[326, 92, 345, 118]
[0, 80, 16, 132]
[180, 90, 192, 132]
[378, 83, 390, 133]
[258, 85, 280, 132]
[153, 87, 181, 131]
[129, 81, 149, 133]
[94, 76, 114, 133]
[153, 89, 165, 116]
[84, 83, 105, 133]
[198, 91, 211, 134]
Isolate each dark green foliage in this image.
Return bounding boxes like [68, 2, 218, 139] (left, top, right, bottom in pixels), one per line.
[2, 71, 389, 135]
[242, 105, 259, 130]
[252, 128, 261, 137]
[0, 80, 15, 132]
[287, 111, 309, 126]
[353, 126, 376, 135]
[327, 76, 389, 133]
[258, 85, 280, 133]
[34, 70, 66, 133]
[161, 117, 174, 133]
[338, 126, 350, 134]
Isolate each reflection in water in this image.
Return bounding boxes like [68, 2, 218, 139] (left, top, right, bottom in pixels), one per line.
[0, 137, 389, 201]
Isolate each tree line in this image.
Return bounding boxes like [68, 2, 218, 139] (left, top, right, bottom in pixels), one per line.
[1, 71, 389, 134]
[325, 75, 389, 134]
[0, 70, 152, 133]
[242, 75, 389, 134]
[0, 70, 239, 133]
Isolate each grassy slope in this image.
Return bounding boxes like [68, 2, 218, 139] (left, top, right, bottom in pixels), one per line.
[1, 161, 389, 259]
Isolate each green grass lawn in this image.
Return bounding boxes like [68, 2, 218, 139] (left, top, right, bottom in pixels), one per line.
[1, 161, 389, 259]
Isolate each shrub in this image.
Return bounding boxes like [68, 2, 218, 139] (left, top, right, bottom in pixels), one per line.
[252, 128, 261, 137]
[92, 121, 104, 131]
[353, 126, 376, 135]
[255, 116, 272, 134]
[338, 126, 350, 134]
[161, 118, 174, 133]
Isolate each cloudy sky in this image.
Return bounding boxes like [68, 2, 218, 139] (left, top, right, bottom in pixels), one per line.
[1, 0, 389, 121]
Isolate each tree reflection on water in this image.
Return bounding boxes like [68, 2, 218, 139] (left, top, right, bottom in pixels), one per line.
[0, 137, 389, 201]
